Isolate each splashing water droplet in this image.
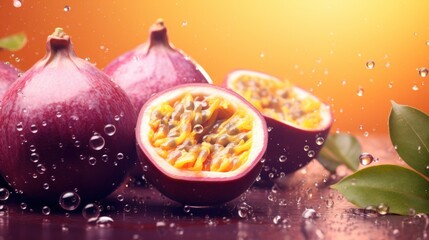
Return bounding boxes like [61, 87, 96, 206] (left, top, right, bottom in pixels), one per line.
[59, 191, 81, 211]
[104, 124, 116, 136]
[418, 67, 428, 77]
[357, 87, 364, 97]
[63, 5, 71, 12]
[89, 134, 105, 151]
[82, 203, 100, 221]
[366, 60, 375, 69]
[0, 188, 10, 201]
[13, 0, 22, 8]
[359, 152, 375, 166]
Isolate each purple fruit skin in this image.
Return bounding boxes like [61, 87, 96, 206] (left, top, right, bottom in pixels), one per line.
[0, 62, 21, 97]
[0, 32, 137, 203]
[104, 20, 211, 112]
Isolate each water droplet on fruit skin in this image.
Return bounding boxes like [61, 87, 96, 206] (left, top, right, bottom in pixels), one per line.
[88, 157, 97, 165]
[104, 124, 116, 136]
[183, 205, 191, 213]
[30, 124, 38, 133]
[89, 134, 105, 151]
[315, 137, 324, 145]
[377, 203, 389, 215]
[63, 5, 71, 12]
[20, 202, 27, 210]
[279, 155, 287, 162]
[59, 191, 81, 211]
[412, 84, 419, 91]
[30, 152, 40, 163]
[0, 188, 10, 201]
[359, 152, 374, 166]
[16, 122, 23, 131]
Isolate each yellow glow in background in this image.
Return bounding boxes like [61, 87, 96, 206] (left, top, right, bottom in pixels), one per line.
[1, 0, 428, 135]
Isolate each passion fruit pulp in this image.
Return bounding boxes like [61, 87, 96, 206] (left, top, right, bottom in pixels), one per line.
[136, 84, 267, 206]
[224, 70, 333, 181]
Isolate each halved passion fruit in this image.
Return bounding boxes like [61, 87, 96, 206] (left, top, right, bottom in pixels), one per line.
[136, 83, 268, 206]
[224, 70, 333, 181]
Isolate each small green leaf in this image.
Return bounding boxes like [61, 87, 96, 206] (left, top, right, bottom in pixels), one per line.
[0, 32, 27, 51]
[332, 165, 429, 215]
[389, 101, 429, 177]
[317, 133, 361, 173]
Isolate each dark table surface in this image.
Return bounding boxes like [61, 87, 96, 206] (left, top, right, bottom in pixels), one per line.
[0, 135, 427, 240]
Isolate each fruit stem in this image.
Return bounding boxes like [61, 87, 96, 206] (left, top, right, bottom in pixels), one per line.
[47, 27, 71, 51]
[51, 28, 67, 38]
[149, 18, 170, 46]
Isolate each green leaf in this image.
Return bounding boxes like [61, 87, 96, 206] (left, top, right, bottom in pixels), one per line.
[389, 101, 429, 177]
[0, 32, 27, 51]
[332, 165, 429, 215]
[317, 133, 361, 173]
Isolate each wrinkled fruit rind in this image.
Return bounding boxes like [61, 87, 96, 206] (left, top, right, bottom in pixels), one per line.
[136, 83, 268, 206]
[224, 70, 332, 182]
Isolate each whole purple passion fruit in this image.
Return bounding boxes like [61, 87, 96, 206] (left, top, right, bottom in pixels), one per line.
[104, 19, 212, 112]
[0, 28, 137, 204]
[136, 84, 267, 206]
[224, 70, 333, 181]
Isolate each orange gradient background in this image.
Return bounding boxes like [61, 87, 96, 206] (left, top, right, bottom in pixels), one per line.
[1, 0, 428, 136]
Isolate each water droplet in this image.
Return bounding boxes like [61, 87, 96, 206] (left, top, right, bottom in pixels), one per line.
[16, 122, 23, 131]
[260, 52, 265, 58]
[42, 206, 51, 215]
[364, 205, 378, 217]
[89, 134, 105, 151]
[13, 0, 22, 8]
[267, 126, 273, 132]
[104, 124, 116, 136]
[307, 150, 315, 158]
[96, 216, 114, 227]
[0, 188, 10, 201]
[418, 67, 428, 77]
[341, 80, 347, 86]
[388, 81, 394, 88]
[359, 152, 374, 166]
[42, 121, 48, 127]
[101, 154, 109, 162]
[30, 124, 38, 133]
[181, 20, 188, 27]
[88, 157, 97, 166]
[63, 5, 71, 12]
[43, 183, 49, 190]
[117, 194, 124, 202]
[279, 155, 287, 162]
[114, 115, 120, 121]
[56, 111, 62, 118]
[302, 208, 319, 219]
[357, 87, 364, 97]
[116, 153, 124, 160]
[59, 191, 81, 211]
[315, 137, 325, 145]
[20, 202, 27, 210]
[36, 164, 46, 174]
[412, 84, 419, 91]
[303, 145, 310, 151]
[193, 124, 204, 134]
[156, 220, 166, 227]
[377, 203, 389, 215]
[30, 152, 40, 163]
[74, 140, 81, 148]
[366, 60, 375, 69]
[325, 199, 334, 208]
[82, 203, 100, 221]
[273, 215, 282, 224]
[237, 202, 253, 218]
[183, 205, 191, 213]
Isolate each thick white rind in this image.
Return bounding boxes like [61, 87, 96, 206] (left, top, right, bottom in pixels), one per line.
[138, 84, 267, 182]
